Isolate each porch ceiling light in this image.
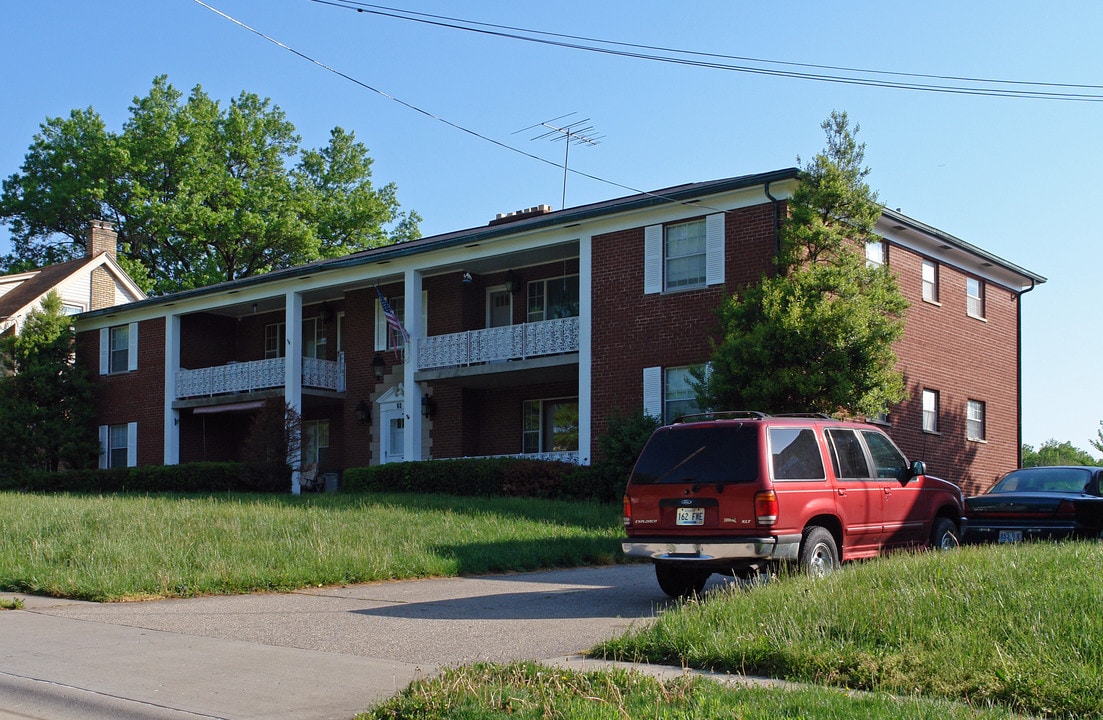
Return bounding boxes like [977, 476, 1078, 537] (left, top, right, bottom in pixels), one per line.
[505, 270, 522, 293]
[461, 271, 474, 285]
[355, 400, 370, 424]
[372, 354, 386, 381]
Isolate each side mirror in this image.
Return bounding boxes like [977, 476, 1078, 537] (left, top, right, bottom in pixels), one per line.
[906, 460, 926, 482]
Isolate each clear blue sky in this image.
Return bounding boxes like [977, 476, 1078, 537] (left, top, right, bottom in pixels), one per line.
[3, 1, 1100, 454]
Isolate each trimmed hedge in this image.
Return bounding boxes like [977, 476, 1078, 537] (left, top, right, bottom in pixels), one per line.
[342, 457, 624, 503]
[0, 462, 289, 494]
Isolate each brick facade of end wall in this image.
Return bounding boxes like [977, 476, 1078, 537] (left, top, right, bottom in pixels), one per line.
[76, 319, 167, 466]
[886, 246, 1021, 496]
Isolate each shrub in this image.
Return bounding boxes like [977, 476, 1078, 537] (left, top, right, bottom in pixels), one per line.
[342, 458, 612, 501]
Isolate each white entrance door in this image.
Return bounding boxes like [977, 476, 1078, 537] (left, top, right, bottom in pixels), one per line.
[381, 406, 405, 464]
[488, 288, 512, 328]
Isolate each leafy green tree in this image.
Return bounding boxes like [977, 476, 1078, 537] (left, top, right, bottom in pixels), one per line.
[1, 76, 420, 295]
[0, 291, 100, 472]
[695, 111, 908, 416]
[1021, 439, 1100, 467]
[1092, 421, 1103, 458]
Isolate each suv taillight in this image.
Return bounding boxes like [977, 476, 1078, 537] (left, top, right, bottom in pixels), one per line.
[623, 495, 632, 527]
[1055, 499, 1077, 519]
[755, 490, 778, 526]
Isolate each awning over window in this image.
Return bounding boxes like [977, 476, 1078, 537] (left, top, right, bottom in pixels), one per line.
[192, 401, 265, 415]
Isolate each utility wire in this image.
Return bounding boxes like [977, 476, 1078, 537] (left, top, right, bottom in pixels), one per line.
[313, 0, 1103, 102]
[191, 1, 731, 214]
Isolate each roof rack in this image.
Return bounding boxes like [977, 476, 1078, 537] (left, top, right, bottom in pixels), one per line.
[772, 413, 835, 419]
[673, 411, 767, 424]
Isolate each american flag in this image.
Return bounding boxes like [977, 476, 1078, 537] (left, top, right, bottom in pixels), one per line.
[376, 287, 409, 347]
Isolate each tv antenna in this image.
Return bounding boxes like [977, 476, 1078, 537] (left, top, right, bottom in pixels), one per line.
[514, 113, 603, 209]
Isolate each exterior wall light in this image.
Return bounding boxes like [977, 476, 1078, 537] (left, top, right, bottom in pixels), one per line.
[355, 400, 371, 424]
[372, 354, 386, 381]
[421, 394, 436, 418]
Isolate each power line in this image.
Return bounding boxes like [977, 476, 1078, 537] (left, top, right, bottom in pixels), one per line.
[313, 0, 1103, 102]
[190, 1, 730, 215]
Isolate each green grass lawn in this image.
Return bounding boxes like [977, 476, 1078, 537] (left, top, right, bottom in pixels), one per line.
[3, 491, 1096, 718]
[0, 491, 621, 601]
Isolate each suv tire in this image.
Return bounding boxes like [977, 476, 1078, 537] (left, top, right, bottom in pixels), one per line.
[798, 526, 839, 577]
[930, 517, 960, 550]
[654, 564, 710, 598]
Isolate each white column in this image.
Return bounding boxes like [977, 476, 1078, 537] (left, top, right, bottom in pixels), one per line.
[403, 268, 424, 462]
[163, 314, 181, 464]
[285, 291, 304, 493]
[578, 235, 592, 465]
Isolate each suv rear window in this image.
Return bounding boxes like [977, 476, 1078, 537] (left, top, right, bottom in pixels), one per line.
[630, 425, 759, 485]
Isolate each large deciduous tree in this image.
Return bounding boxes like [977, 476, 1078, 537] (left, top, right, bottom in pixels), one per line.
[694, 111, 908, 417]
[0, 76, 420, 295]
[0, 291, 100, 473]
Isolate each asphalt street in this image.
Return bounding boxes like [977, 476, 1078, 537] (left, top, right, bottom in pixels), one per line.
[0, 564, 735, 720]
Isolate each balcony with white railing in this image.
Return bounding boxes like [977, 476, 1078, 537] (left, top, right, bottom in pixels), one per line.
[417, 316, 579, 371]
[174, 356, 346, 400]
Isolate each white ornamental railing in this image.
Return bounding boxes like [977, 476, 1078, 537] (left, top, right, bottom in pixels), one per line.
[417, 316, 579, 371]
[175, 357, 345, 399]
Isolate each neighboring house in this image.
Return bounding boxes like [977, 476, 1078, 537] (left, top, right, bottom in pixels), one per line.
[72, 169, 1044, 495]
[0, 220, 145, 338]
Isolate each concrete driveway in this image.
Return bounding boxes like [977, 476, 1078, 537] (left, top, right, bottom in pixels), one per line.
[0, 564, 708, 720]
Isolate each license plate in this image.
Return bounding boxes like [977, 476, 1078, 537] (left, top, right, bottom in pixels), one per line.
[998, 530, 1023, 543]
[676, 507, 705, 526]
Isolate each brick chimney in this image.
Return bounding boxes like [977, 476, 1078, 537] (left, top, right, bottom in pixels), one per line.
[88, 220, 118, 311]
[87, 219, 117, 259]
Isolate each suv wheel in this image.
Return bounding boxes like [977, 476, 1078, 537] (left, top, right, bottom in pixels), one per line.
[930, 517, 960, 550]
[798, 526, 839, 577]
[654, 564, 710, 598]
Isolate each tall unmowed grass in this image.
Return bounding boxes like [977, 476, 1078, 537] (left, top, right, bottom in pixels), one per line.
[0, 492, 621, 601]
[596, 542, 1103, 718]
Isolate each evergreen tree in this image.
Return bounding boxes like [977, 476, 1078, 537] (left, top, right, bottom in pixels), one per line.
[0, 291, 100, 472]
[695, 111, 908, 417]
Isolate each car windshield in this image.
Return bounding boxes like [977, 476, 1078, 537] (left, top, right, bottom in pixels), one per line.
[630, 425, 759, 485]
[991, 467, 1094, 494]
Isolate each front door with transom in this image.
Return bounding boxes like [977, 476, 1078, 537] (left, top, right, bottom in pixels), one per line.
[488, 287, 512, 328]
[377, 384, 405, 464]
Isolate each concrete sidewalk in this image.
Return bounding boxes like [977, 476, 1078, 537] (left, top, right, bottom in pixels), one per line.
[0, 565, 704, 720]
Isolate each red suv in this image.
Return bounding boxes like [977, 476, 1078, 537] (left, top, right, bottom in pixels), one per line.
[622, 412, 965, 597]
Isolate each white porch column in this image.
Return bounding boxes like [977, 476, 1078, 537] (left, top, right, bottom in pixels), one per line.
[285, 291, 304, 493]
[578, 234, 592, 465]
[163, 313, 181, 465]
[403, 268, 424, 462]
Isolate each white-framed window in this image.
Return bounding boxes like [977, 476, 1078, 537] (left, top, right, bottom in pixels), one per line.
[99, 323, 138, 375]
[374, 291, 428, 352]
[644, 213, 724, 294]
[967, 400, 986, 441]
[922, 389, 940, 433]
[303, 419, 330, 467]
[664, 219, 708, 290]
[664, 366, 703, 424]
[922, 260, 939, 303]
[527, 275, 580, 322]
[265, 323, 286, 359]
[642, 365, 707, 424]
[967, 277, 985, 319]
[865, 241, 886, 268]
[522, 398, 579, 454]
[99, 422, 136, 469]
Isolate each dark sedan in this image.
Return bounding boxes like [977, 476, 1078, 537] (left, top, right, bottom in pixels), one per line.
[963, 466, 1103, 544]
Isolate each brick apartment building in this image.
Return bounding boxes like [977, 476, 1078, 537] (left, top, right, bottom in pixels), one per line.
[73, 168, 1044, 495]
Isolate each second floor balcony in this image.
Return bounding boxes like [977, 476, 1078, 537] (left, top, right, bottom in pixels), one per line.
[417, 316, 579, 371]
[175, 357, 345, 400]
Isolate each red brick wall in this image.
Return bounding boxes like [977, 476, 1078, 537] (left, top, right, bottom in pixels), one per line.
[886, 247, 1020, 495]
[77, 319, 167, 466]
[590, 205, 778, 452]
